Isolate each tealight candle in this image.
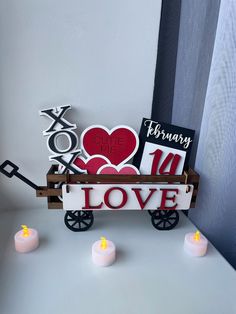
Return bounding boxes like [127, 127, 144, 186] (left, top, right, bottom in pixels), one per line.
[184, 230, 208, 257]
[92, 237, 116, 266]
[14, 225, 39, 253]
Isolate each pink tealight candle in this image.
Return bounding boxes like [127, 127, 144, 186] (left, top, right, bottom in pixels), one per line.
[92, 237, 116, 267]
[184, 230, 208, 257]
[14, 225, 39, 253]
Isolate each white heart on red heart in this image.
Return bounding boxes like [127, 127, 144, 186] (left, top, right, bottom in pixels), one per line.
[73, 155, 110, 174]
[97, 164, 140, 175]
[81, 125, 139, 166]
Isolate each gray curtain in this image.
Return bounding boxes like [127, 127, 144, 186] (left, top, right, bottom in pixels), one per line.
[171, 0, 236, 268]
[189, 0, 236, 269]
[172, 0, 221, 166]
[172, 0, 236, 267]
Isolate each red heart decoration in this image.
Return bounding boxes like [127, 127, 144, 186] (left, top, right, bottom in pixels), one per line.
[73, 155, 110, 174]
[81, 126, 139, 166]
[98, 164, 139, 175]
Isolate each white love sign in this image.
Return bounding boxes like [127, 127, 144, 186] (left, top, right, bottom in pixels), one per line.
[62, 184, 193, 211]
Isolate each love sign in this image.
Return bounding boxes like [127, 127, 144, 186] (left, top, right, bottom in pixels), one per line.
[81, 125, 139, 166]
[62, 184, 193, 211]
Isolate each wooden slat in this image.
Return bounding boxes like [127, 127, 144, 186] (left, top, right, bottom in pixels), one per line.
[47, 168, 58, 208]
[36, 187, 62, 197]
[48, 202, 63, 209]
[47, 166, 199, 184]
[43, 166, 200, 209]
[186, 167, 200, 177]
[46, 173, 187, 183]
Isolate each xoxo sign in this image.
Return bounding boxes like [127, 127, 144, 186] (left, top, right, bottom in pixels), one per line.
[40, 105, 83, 174]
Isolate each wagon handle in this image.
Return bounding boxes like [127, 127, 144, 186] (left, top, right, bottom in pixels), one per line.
[0, 160, 39, 190]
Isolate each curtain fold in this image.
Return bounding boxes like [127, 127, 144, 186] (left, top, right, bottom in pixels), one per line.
[172, 0, 220, 166]
[152, 0, 236, 268]
[151, 0, 181, 123]
[188, 0, 236, 269]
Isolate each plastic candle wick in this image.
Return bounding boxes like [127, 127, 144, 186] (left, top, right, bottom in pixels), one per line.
[21, 225, 30, 237]
[194, 230, 201, 241]
[100, 237, 107, 250]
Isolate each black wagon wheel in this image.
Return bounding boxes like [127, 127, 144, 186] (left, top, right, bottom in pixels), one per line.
[151, 210, 179, 230]
[64, 211, 94, 232]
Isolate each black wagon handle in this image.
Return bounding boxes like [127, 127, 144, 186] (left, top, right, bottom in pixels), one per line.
[0, 160, 39, 190]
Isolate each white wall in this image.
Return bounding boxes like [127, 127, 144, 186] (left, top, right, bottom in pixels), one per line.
[0, 0, 162, 210]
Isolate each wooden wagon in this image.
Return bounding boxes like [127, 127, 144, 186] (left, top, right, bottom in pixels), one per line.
[0, 160, 199, 232]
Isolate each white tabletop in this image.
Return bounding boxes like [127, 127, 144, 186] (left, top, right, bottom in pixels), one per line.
[0, 209, 235, 314]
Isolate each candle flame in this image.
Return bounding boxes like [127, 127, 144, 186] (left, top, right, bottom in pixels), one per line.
[21, 225, 30, 237]
[194, 230, 201, 241]
[100, 237, 107, 250]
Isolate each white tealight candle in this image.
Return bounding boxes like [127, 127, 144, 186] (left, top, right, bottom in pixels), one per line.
[14, 225, 39, 253]
[92, 237, 116, 266]
[184, 230, 208, 257]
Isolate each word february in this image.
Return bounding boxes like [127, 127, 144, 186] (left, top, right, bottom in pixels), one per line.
[144, 120, 192, 149]
[62, 184, 193, 211]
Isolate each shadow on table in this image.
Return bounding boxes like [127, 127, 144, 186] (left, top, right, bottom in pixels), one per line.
[115, 248, 129, 265]
[0, 209, 17, 266]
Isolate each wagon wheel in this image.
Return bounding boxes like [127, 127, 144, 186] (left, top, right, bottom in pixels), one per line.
[151, 210, 179, 230]
[64, 211, 94, 232]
